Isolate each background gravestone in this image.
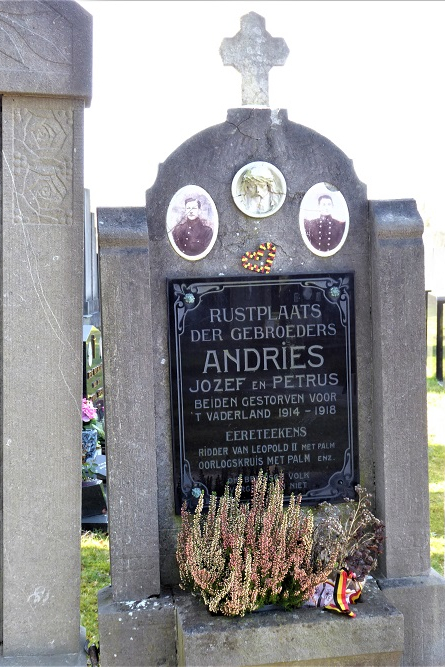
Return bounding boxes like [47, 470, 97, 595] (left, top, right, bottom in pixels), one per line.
[98, 12, 445, 667]
[0, 1, 91, 664]
[84, 189, 101, 328]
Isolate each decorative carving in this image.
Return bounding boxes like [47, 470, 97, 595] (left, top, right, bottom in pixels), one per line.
[13, 107, 73, 224]
[0, 2, 71, 73]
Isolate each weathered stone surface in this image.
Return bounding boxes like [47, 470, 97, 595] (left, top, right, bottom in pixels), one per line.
[175, 579, 404, 666]
[369, 199, 430, 579]
[220, 12, 289, 106]
[98, 586, 176, 667]
[98, 207, 160, 602]
[0, 1, 90, 660]
[0, 1, 92, 105]
[0, 628, 86, 666]
[379, 570, 445, 667]
[1, 96, 84, 657]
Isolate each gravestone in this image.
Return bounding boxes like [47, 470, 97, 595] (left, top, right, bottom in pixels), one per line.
[83, 324, 104, 410]
[0, 0, 91, 664]
[97, 12, 445, 667]
[83, 189, 101, 328]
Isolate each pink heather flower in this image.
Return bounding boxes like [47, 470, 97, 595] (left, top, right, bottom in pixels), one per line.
[82, 398, 97, 423]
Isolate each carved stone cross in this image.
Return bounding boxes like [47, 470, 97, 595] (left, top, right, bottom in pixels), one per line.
[220, 12, 289, 107]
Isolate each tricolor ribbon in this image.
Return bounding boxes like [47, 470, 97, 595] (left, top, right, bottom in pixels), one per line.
[324, 568, 361, 617]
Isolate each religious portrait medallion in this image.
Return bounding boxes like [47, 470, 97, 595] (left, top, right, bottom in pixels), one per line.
[231, 161, 286, 218]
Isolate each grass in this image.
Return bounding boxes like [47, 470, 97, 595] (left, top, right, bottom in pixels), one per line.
[81, 530, 110, 647]
[427, 294, 445, 574]
[427, 378, 445, 574]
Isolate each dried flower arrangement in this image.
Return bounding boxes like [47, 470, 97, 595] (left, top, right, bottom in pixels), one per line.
[316, 486, 386, 581]
[176, 471, 384, 617]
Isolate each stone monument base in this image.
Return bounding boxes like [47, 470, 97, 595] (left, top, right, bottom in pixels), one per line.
[175, 579, 403, 667]
[97, 573, 445, 666]
[0, 628, 87, 666]
[98, 579, 405, 666]
[97, 586, 177, 667]
[378, 569, 445, 667]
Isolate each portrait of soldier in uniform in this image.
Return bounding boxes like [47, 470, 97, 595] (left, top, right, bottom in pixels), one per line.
[167, 186, 218, 261]
[300, 184, 349, 257]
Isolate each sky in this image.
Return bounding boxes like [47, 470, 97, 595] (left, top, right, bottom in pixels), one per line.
[77, 0, 445, 228]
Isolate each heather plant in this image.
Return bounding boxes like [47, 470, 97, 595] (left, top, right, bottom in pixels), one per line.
[176, 471, 343, 616]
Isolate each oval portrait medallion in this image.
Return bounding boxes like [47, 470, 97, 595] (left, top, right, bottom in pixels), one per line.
[167, 185, 218, 261]
[299, 183, 349, 257]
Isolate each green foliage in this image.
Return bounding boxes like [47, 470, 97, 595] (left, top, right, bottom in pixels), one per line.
[82, 459, 99, 481]
[92, 420, 106, 443]
[427, 377, 444, 394]
[176, 472, 383, 617]
[426, 338, 445, 574]
[427, 370, 445, 574]
[428, 416, 445, 574]
[81, 531, 110, 647]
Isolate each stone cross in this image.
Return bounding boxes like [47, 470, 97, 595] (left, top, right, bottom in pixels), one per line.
[220, 12, 289, 107]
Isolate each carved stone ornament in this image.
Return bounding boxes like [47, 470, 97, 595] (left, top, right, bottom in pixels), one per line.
[220, 12, 289, 107]
[13, 106, 73, 225]
[0, 1, 92, 103]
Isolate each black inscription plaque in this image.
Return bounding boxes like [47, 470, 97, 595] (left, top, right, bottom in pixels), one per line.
[167, 273, 358, 514]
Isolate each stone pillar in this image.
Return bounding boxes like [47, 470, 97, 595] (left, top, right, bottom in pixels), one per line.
[370, 198, 430, 578]
[370, 199, 445, 666]
[0, 1, 91, 663]
[97, 209, 173, 667]
[97, 208, 160, 602]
